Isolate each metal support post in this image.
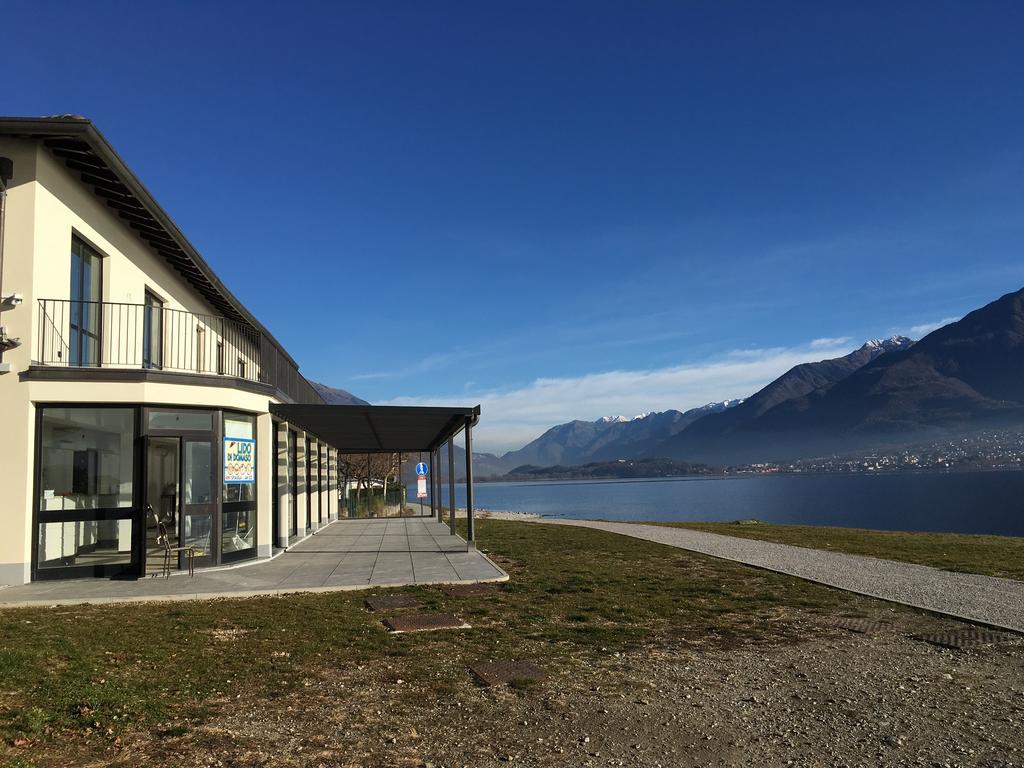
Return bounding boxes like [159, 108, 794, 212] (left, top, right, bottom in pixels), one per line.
[448, 437, 456, 535]
[428, 449, 436, 520]
[465, 420, 475, 546]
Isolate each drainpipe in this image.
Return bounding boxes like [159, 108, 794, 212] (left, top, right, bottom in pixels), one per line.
[0, 157, 13, 369]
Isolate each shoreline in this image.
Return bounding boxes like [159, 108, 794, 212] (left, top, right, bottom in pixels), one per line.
[476, 464, 1024, 485]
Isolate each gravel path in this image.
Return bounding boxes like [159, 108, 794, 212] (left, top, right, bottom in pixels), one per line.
[532, 518, 1024, 632]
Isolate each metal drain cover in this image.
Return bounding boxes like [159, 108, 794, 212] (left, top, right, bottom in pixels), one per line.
[365, 594, 421, 612]
[383, 612, 469, 633]
[914, 629, 1015, 650]
[439, 583, 502, 597]
[469, 660, 546, 687]
[833, 618, 890, 635]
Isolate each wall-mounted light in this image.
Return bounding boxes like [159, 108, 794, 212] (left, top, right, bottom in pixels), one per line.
[0, 293, 23, 311]
[0, 325, 20, 351]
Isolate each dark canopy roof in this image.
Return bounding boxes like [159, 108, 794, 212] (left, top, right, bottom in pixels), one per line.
[270, 404, 481, 453]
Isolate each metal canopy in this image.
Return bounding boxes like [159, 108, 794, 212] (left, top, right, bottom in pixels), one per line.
[269, 404, 480, 453]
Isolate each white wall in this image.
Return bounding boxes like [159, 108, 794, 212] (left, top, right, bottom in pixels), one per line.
[0, 139, 290, 584]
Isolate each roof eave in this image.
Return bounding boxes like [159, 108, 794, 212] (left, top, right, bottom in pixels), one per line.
[0, 116, 303, 372]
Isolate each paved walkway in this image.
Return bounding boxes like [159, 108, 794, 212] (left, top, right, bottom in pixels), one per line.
[534, 519, 1024, 632]
[0, 518, 507, 608]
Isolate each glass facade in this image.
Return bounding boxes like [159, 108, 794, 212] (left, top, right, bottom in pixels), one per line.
[36, 407, 136, 574]
[37, 519, 134, 569]
[38, 408, 134, 510]
[222, 413, 256, 556]
[33, 405, 276, 579]
[148, 410, 213, 431]
[223, 415, 255, 503]
[184, 441, 213, 504]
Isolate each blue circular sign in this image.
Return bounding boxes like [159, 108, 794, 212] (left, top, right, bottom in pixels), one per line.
[415, 462, 429, 477]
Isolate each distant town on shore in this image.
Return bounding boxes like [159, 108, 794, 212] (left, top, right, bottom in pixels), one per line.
[478, 428, 1024, 482]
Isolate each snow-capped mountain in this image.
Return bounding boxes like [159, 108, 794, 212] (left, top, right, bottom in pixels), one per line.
[661, 333, 918, 461]
[497, 400, 744, 470]
[862, 335, 914, 352]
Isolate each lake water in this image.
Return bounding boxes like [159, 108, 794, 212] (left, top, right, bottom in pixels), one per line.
[419, 472, 1024, 537]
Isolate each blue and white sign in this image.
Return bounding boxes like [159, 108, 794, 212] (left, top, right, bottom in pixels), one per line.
[224, 438, 256, 484]
[415, 462, 429, 477]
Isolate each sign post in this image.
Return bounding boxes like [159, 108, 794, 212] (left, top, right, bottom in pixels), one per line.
[415, 460, 428, 516]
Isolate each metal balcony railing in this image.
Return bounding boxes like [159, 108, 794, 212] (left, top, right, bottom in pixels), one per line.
[36, 298, 323, 404]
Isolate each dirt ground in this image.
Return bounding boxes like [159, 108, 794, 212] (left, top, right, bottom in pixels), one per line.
[4, 520, 1023, 768]
[16, 608, 1018, 768]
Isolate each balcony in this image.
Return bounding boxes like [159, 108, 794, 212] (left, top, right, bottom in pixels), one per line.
[34, 299, 322, 404]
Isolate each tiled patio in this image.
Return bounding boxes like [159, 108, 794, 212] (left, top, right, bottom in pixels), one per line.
[0, 518, 507, 608]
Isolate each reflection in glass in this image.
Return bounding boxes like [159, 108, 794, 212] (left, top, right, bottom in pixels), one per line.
[222, 508, 255, 553]
[224, 415, 254, 440]
[142, 291, 164, 369]
[69, 238, 102, 367]
[147, 411, 213, 431]
[289, 431, 298, 538]
[184, 441, 212, 504]
[183, 513, 212, 556]
[37, 519, 133, 568]
[38, 408, 134, 510]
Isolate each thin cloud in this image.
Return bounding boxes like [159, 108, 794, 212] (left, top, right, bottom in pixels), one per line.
[350, 350, 463, 382]
[810, 336, 852, 349]
[907, 316, 960, 338]
[380, 338, 858, 454]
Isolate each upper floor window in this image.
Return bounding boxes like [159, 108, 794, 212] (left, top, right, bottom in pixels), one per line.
[69, 237, 103, 367]
[142, 290, 164, 369]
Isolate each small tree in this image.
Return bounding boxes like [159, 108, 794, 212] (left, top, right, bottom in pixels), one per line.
[337, 452, 401, 516]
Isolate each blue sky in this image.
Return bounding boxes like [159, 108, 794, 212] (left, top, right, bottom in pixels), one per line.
[6, 2, 1024, 452]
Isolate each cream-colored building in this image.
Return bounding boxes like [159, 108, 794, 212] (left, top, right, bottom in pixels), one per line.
[0, 116, 342, 584]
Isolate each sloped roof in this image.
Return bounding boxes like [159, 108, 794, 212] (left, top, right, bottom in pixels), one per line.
[0, 115, 302, 371]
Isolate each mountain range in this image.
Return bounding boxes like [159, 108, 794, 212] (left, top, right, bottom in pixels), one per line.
[495, 400, 743, 471]
[662, 335, 915, 463]
[319, 286, 1024, 473]
[680, 287, 1024, 462]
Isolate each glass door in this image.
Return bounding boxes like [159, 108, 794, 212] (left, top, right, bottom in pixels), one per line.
[182, 439, 216, 568]
[69, 237, 102, 367]
[145, 436, 180, 575]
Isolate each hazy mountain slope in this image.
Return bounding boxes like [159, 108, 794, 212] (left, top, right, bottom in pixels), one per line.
[310, 381, 370, 406]
[671, 335, 913, 444]
[585, 402, 742, 461]
[667, 288, 1024, 462]
[757, 288, 1024, 436]
[498, 419, 613, 468]
[498, 401, 743, 469]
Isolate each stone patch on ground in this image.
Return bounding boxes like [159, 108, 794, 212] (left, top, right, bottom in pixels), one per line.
[383, 612, 469, 633]
[203, 628, 250, 641]
[469, 660, 546, 687]
[365, 594, 421, 612]
[833, 618, 891, 635]
[438, 583, 502, 598]
[913, 628, 1017, 650]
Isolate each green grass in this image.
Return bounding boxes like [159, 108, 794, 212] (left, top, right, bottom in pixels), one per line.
[655, 521, 1024, 581]
[0, 519, 859, 763]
